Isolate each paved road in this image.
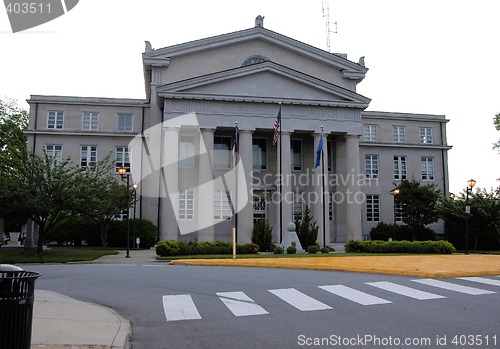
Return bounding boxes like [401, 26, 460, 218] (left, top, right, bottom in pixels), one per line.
[27, 264, 500, 349]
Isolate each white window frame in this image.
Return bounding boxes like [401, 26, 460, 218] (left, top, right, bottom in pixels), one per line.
[365, 154, 379, 179]
[366, 194, 380, 222]
[214, 136, 232, 169]
[421, 156, 434, 181]
[115, 146, 131, 173]
[392, 126, 406, 143]
[179, 189, 194, 220]
[395, 202, 404, 223]
[47, 111, 64, 129]
[329, 192, 334, 221]
[393, 155, 407, 180]
[420, 127, 433, 144]
[327, 140, 333, 172]
[117, 113, 134, 132]
[80, 145, 97, 169]
[364, 124, 378, 142]
[253, 196, 267, 222]
[292, 191, 304, 220]
[45, 144, 62, 163]
[82, 112, 99, 131]
[252, 137, 268, 170]
[214, 190, 232, 221]
[290, 139, 302, 171]
[179, 134, 196, 169]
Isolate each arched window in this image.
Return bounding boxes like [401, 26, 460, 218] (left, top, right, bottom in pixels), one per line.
[241, 56, 269, 67]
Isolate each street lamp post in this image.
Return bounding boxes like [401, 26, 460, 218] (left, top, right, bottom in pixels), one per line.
[465, 178, 477, 255]
[390, 188, 401, 240]
[132, 183, 138, 248]
[118, 167, 131, 258]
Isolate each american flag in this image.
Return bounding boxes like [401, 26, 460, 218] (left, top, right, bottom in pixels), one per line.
[272, 107, 281, 146]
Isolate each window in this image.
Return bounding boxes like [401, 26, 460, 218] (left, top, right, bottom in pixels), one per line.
[252, 138, 267, 170]
[290, 139, 302, 171]
[366, 195, 380, 222]
[82, 112, 99, 131]
[292, 191, 304, 220]
[421, 156, 434, 181]
[392, 126, 406, 143]
[364, 124, 378, 142]
[365, 155, 379, 179]
[179, 135, 195, 169]
[327, 140, 333, 172]
[47, 111, 64, 129]
[179, 189, 194, 220]
[80, 145, 97, 168]
[214, 190, 232, 220]
[117, 113, 133, 132]
[214, 136, 232, 169]
[253, 197, 267, 222]
[393, 156, 407, 180]
[115, 146, 131, 172]
[45, 144, 62, 163]
[395, 202, 403, 222]
[329, 192, 334, 221]
[420, 127, 433, 144]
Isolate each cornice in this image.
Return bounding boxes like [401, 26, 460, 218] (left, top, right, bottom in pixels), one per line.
[24, 130, 139, 138]
[360, 142, 452, 150]
[28, 95, 149, 108]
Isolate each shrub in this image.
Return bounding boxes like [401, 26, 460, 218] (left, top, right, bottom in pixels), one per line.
[251, 218, 273, 252]
[345, 240, 456, 254]
[295, 206, 319, 250]
[369, 222, 436, 241]
[155, 240, 181, 256]
[107, 219, 158, 249]
[274, 246, 284, 254]
[320, 247, 330, 253]
[307, 245, 319, 254]
[286, 246, 297, 254]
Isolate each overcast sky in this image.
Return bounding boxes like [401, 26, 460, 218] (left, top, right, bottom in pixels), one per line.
[1, 0, 499, 194]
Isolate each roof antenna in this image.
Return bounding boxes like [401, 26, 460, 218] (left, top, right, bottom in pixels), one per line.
[322, 0, 337, 52]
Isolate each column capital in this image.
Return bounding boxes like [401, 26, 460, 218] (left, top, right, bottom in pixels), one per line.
[239, 128, 255, 134]
[200, 127, 216, 133]
[345, 133, 361, 139]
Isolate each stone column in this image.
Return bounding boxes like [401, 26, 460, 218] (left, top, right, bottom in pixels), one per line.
[345, 134, 362, 241]
[236, 129, 254, 243]
[197, 128, 215, 241]
[313, 132, 330, 246]
[277, 131, 292, 244]
[162, 126, 180, 240]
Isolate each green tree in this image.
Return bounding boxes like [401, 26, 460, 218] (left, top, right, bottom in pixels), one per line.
[295, 205, 319, 250]
[493, 113, 500, 152]
[439, 188, 500, 251]
[251, 218, 273, 252]
[394, 179, 440, 241]
[0, 97, 30, 231]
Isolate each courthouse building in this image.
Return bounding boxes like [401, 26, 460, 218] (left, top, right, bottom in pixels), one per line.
[25, 16, 451, 245]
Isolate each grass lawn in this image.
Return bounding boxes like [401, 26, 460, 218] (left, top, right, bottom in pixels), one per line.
[0, 247, 118, 264]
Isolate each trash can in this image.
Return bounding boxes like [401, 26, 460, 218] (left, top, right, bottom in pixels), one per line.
[0, 264, 40, 349]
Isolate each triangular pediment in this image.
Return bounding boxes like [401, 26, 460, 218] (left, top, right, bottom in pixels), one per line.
[157, 61, 370, 108]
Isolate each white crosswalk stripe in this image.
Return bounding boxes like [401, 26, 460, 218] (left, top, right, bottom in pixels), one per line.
[162, 294, 202, 321]
[269, 288, 332, 311]
[319, 285, 392, 305]
[217, 291, 269, 317]
[366, 281, 445, 300]
[412, 279, 496, 295]
[457, 277, 500, 287]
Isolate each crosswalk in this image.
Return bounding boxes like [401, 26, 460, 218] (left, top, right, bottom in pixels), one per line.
[161, 275, 500, 321]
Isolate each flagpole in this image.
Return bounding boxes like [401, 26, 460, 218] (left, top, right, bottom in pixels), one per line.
[234, 121, 239, 245]
[279, 103, 283, 244]
[321, 126, 326, 248]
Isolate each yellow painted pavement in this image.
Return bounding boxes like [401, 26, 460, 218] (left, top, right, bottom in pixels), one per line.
[170, 254, 500, 278]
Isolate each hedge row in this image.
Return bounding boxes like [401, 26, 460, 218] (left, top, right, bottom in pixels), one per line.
[345, 240, 456, 254]
[155, 240, 260, 257]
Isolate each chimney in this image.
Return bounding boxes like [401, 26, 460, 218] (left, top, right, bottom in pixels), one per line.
[255, 15, 264, 28]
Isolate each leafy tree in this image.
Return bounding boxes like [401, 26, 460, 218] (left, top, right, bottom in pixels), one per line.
[394, 179, 440, 241]
[493, 113, 500, 152]
[0, 97, 30, 229]
[295, 205, 319, 250]
[439, 188, 500, 251]
[251, 218, 273, 252]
